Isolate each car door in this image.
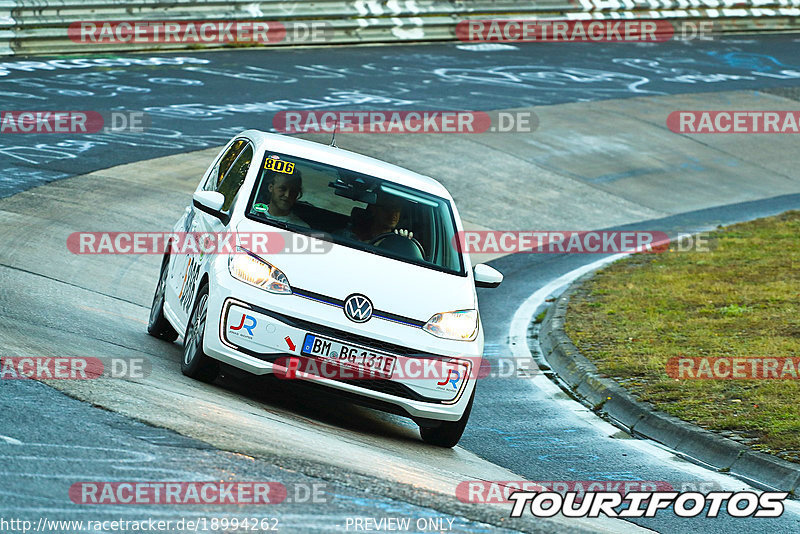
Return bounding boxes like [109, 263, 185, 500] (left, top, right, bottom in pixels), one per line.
[168, 138, 254, 328]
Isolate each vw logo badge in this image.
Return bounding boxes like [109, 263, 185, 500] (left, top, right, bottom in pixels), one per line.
[344, 294, 373, 323]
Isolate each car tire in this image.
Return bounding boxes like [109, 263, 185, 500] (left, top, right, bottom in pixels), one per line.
[419, 390, 474, 448]
[181, 284, 219, 383]
[147, 253, 179, 342]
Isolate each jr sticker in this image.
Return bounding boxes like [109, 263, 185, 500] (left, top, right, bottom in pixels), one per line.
[230, 313, 257, 336]
[438, 368, 461, 389]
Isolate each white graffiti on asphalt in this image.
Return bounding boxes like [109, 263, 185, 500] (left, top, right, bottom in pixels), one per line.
[0, 167, 70, 194]
[0, 126, 245, 165]
[2, 54, 798, 105]
[2, 51, 799, 168]
[183, 65, 300, 84]
[0, 70, 204, 101]
[432, 65, 659, 95]
[180, 60, 661, 98]
[612, 55, 800, 83]
[428, 56, 800, 97]
[0, 56, 209, 77]
[143, 90, 417, 120]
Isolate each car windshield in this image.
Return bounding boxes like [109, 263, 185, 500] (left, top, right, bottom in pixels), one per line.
[246, 150, 465, 275]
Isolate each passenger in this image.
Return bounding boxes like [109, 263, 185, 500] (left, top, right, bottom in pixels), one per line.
[256, 170, 310, 228]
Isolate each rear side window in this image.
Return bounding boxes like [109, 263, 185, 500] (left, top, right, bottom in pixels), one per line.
[204, 139, 247, 193]
[203, 140, 254, 212]
[217, 144, 253, 211]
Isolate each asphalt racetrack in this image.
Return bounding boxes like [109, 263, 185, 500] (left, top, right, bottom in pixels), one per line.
[1, 35, 800, 533]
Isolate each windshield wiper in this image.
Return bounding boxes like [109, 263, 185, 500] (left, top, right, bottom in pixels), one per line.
[252, 213, 291, 231]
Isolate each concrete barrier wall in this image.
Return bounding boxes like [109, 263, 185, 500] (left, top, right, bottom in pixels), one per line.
[2, 0, 799, 56]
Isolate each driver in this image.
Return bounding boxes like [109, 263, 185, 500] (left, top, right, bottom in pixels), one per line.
[348, 192, 412, 242]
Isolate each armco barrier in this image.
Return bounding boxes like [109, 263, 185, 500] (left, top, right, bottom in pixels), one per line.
[0, 0, 799, 56]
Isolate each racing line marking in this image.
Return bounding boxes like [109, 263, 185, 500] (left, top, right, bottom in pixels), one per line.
[508, 253, 626, 365]
[0, 434, 23, 445]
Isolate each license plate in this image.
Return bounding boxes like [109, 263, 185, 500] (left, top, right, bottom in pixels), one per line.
[301, 334, 396, 378]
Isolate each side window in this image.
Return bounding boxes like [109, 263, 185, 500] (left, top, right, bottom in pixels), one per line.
[203, 139, 247, 192]
[217, 143, 254, 211]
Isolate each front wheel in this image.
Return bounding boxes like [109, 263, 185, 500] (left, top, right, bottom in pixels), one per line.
[419, 390, 474, 448]
[147, 254, 179, 342]
[181, 285, 219, 383]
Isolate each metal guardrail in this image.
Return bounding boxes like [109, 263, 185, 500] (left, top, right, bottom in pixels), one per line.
[1, 0, 799, 56]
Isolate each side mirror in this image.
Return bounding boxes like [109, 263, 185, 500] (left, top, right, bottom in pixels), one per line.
[474, 264, 503, 288]
[193, 191, 230, 225]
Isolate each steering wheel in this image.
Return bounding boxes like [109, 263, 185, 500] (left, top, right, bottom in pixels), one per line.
[369, 232, 425, 257]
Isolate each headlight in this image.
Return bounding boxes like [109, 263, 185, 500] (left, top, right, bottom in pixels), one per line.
[423, 309, 478, 341]
[228, 247, 291, 294]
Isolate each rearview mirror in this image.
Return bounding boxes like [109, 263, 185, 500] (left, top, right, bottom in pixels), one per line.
[193, 191, 230, 225]
[474, 264, 503, 288]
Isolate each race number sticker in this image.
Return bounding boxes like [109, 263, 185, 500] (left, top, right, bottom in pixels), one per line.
[264, 157, 295, 174]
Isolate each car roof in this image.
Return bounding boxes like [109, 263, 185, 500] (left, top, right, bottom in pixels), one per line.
[241, 130, 453, 200]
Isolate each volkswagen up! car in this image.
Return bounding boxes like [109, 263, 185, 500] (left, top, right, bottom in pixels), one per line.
[147, 130, 503, 447]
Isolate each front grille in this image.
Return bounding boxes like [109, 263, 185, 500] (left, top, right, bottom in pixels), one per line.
[335, 378, 429, 402]
[251, 353, 437, 403]
[245, 301, 439, 358]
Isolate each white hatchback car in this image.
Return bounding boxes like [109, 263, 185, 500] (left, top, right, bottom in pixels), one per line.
[148, 130, 503, 447]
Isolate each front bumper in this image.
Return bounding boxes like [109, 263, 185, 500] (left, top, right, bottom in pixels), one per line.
[202, 275, 480, 422]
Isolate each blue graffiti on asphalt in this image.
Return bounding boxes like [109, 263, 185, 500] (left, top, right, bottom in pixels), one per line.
[706, 51, 800, 72]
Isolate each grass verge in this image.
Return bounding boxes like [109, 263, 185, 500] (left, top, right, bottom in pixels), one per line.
[566, 211, 800, 462]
